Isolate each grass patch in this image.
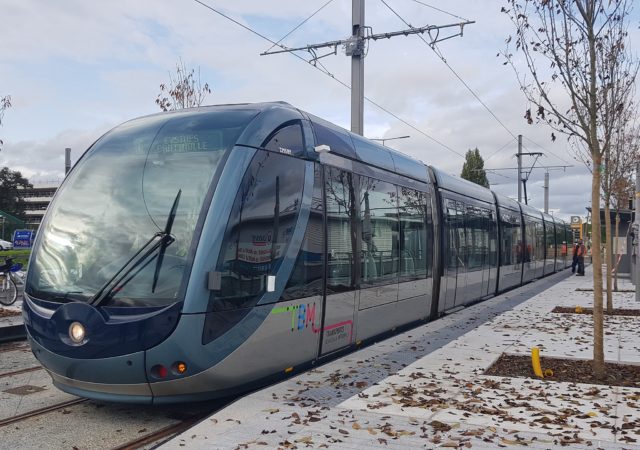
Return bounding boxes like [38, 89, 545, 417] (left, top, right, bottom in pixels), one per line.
[0, 249, 30, 270]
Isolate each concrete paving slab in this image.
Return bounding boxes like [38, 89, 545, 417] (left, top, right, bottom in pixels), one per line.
[159, 265, 640, 449]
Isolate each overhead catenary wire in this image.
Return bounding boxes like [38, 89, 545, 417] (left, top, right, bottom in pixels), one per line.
[409, 0, 471, 22]
[523, 135, 573, 166]
[380, 0, 520, 144]
[404, 1, 574, 168]
[485, 136, 517, 163]
[192, 0, 465, 159]
[263, 0, 335, 54]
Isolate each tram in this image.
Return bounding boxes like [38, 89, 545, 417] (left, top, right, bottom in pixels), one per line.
[23, 102, 572, 404]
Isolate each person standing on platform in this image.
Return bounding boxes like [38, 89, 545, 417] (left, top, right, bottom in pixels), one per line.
[576, 239, 586, 276]
[571, 241, 579, 273]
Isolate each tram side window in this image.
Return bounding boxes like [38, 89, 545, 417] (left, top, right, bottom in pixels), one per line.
[499, 209, 521, 266]
[466, 205, 484, 270]
[398, 187, 428, 280]
[360, 176, 399, 286]
[263, 123, 305, 156]
[326, 167, 357, 293]
[283, 165, 324, 301]
[311, 121, 357, 159]
[524, 219, 535, 262]
[445, 199, 459, 269]
[488, 209, 498, 267]
[536, 220, 545, 262]
[456, 201, 468, 270]
[425, 192, 434, 277]
[212, 150, 305, 310]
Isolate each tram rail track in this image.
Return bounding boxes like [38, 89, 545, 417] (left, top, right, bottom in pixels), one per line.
[0, 365, 43, 379]
[111, 411, 211, 450]
[0, 340, 29, 353]
[0, 398, 89, 428]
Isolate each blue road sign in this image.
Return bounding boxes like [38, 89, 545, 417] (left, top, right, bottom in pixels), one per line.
[13, 230, 33, 249]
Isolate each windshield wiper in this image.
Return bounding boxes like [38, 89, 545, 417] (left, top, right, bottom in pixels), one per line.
[90, 190, 181, 307]
[152, 189, 181, 293]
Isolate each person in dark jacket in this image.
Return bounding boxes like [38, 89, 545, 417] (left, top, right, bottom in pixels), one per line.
[571, 241, 579, 273]
[576, 239, 587, 276]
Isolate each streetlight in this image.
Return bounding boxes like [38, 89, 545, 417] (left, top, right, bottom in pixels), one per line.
[370, 135, 410, 146]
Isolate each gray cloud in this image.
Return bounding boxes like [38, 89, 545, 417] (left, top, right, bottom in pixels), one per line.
[1, 0, 635, 221]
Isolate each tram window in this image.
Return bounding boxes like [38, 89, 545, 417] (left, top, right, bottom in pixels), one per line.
[445, 199, 459, 269]
[398, 187, 428, 280]
[524, 219, 535, 262]
[283, 165, 324, 301]
[536, 220, 545, 261]
[456, 201, 467, 270]
[263, 123, 305, 156]
[212, 150, 305, 310]
[326, 167, 357, 293]
[488, 210, 498, 267]
[359, 176, 399, 286]
[311, 121, 357, 159]
[499, 208, 521, 266]
[424, 192, 434, 277]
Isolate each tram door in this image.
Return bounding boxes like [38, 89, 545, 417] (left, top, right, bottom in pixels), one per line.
[320, 166, 357, 356]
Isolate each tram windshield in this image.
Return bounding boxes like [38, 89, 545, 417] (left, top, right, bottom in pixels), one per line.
[26, 109, 257, 307]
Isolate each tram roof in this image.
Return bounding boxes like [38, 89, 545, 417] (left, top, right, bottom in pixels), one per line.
[429, 166, 495, 204]
[493, 192, 522, 213]
[520, 202, 544, 219]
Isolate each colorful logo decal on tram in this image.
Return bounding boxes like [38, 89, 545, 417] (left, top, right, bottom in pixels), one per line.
[271, 302, 353, 342]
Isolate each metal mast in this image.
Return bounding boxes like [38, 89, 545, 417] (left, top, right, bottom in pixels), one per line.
[262, 2, 474, 136]
[351, 0, 365, 135]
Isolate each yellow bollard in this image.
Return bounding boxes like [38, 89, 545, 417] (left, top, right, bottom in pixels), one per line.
[575, 305, 583, 313]
[531, 347, 544, 378]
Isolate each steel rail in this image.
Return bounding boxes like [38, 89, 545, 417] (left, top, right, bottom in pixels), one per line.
[0, 366, 42, 379]
[111, 412, 210, 450]
[0, 398, 88, 428]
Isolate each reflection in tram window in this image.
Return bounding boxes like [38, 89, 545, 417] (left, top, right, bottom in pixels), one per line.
[359, 176, 399, 286]
[398, 188, 428, 280]
[325, 167, 357, 293]
[283, 165, 324, 301]
[27, 111, 254, 307]
[213, 150, 305, 310]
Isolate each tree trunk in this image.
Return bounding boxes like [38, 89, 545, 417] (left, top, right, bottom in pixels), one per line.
[604, 200, 613, 313]
[614, 211, 620, 291]
[591, 155, 605, 379]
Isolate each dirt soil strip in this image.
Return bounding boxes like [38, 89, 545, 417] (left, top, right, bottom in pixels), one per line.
[0, 398, 88, 427]
[551, 306, 640, 316]
[111, 412, 211, 450]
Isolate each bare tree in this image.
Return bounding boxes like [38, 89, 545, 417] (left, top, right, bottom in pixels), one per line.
[156, 60, 211, 111]
[609, 121, 639, 291]
[602, 100, 638, 310]
[501, 0, 638, 378]
[0, 95, 11, 150]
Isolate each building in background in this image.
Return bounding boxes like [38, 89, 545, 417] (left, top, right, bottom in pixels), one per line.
[21, 182, 60, 230]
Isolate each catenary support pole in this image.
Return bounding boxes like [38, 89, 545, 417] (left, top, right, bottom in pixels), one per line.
[634, 161, 640, 302]
[351, 0, 365, 136]
[544, 171, 549, 214]
[517, 135, 522, 203]
[65, 148, 71, 175]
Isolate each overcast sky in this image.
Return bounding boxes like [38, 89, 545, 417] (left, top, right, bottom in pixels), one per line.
[1, 0, 638, 220]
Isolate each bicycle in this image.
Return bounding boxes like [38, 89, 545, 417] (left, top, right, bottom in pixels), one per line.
[0, 258, 23, 306]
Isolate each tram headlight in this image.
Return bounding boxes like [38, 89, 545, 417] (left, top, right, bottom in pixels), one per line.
[68, 322, 86, 344]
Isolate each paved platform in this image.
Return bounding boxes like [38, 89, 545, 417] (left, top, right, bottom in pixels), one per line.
[162, 267, 640, 449]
